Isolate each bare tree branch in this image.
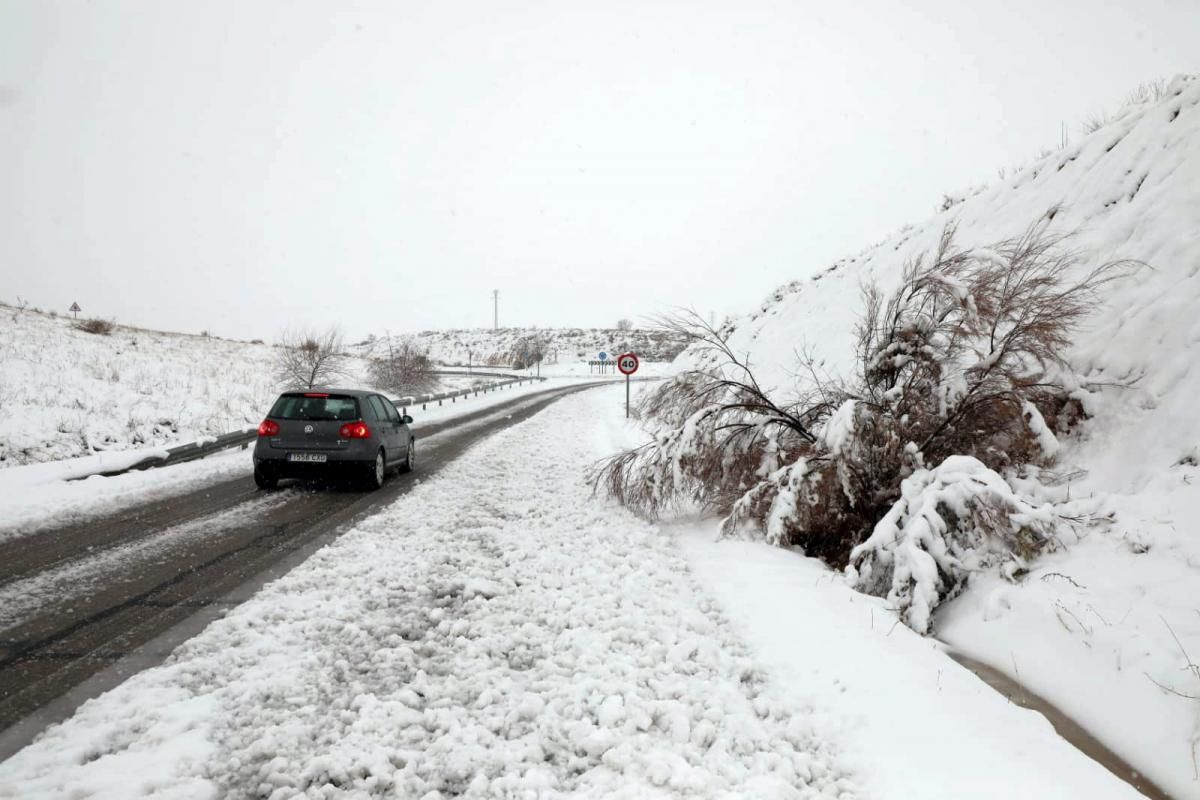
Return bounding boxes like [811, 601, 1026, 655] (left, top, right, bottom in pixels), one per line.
[275, 326, 350, 390]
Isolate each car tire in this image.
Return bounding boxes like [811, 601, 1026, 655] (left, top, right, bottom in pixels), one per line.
[363, 449, 386, 490]
[254, 465, 278, 491]
[399, 439, 415, 474]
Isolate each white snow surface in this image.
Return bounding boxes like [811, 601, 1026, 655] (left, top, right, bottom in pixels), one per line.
[0, 310, 330, 469]
[0, 386, 858, 799]
[677, 75, 1200, 796]
[681, 524, 1143, 800]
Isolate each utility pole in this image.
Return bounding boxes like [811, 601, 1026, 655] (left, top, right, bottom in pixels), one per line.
[493, 289, 499, 330]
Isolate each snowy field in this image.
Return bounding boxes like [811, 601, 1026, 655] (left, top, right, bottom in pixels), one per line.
[0, 309, 312, 468]
[676, 75, 1200, 796]
[0, 384, 1146, 799]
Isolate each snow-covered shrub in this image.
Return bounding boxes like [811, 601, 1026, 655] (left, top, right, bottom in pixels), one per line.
[845, 455, 1056, 633]
[74, 317, 115, 336]
[593, 352, 831, 522]
[367, 333, 435, 394]
[595, 218, 1141, 629]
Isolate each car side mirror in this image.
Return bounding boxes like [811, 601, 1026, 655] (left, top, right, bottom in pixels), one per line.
[402, 414, 413, 424]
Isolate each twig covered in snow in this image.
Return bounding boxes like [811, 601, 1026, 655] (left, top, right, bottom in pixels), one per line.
[845, 455, 1057, 633]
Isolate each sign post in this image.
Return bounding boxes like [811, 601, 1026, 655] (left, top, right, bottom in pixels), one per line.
[617, 352, 639, 418]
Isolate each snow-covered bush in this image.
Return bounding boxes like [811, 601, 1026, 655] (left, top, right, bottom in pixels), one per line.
[593, 349, 831, 522]
[596, 218, 1141, 630]
[845, 455, 1056, 633]
[73, 317, 115, 336]
[367, 333, 435, 395]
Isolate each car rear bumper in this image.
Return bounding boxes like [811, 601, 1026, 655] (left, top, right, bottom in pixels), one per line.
[252, 455, 372, 480]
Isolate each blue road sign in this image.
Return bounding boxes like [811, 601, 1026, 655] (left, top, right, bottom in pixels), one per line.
[599, 351, 608, 361]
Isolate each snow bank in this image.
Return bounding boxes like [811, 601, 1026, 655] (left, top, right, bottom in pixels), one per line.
[677, 74, 1200, 795]
[0, 447, 252, 543]
[0, 386, 856, 799]
[937, 467, 1200, 800]
[681, 525, 1143, 800]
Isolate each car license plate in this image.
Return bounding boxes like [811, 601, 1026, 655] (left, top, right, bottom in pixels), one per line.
[288, 453, 327, 463]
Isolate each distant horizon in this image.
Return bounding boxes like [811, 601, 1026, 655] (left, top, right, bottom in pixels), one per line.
[0, 298, 684, 344]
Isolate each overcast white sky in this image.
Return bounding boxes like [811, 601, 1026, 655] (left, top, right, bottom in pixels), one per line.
[1, 1, 1196, 341]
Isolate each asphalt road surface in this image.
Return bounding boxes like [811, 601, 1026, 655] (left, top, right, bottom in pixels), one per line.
[0, 381, 608, 757]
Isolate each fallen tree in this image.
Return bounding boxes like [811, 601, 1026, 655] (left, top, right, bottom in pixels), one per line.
[594, 216, 1141, 631]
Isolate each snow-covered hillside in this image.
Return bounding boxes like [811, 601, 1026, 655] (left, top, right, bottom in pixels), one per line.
[0, 309, 372, 468]
[399, 327, 689, 366]
[680, 75, 1200, 797]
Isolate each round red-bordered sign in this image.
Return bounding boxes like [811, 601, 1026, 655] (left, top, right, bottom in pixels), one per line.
[617, 352, 639, 375]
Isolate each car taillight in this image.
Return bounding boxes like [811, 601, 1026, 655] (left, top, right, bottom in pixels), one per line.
[257, 419, 279, 437]
[339, 421, 371, 439]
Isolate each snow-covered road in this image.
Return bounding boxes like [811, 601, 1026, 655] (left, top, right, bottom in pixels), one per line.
[0, 384, 1154, 799]
[0, 386, 856, 798]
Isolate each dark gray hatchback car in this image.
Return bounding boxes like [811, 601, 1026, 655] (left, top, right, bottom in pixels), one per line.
[253, 389, 415, 490]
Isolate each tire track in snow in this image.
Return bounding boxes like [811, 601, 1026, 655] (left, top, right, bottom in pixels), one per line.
[0, 493, 293, 632]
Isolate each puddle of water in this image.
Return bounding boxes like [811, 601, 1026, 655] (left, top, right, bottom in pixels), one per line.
[945, 649, 1174, 800]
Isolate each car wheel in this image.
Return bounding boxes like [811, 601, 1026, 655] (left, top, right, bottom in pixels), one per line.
[364, 449, 386, 490]
[254, 464, 278, 491]
[400, 439, 415, 473]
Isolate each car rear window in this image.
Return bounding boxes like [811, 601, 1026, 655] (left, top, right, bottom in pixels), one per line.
[268, 394, 360, 421]
[366, 395, 388, 421]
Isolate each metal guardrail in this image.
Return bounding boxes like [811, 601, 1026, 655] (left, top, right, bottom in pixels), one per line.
[394, 375, 546, 413]
[85, 427, 259, 478]
[429, 369, 522, 379]
[73, 374, 547, 479]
